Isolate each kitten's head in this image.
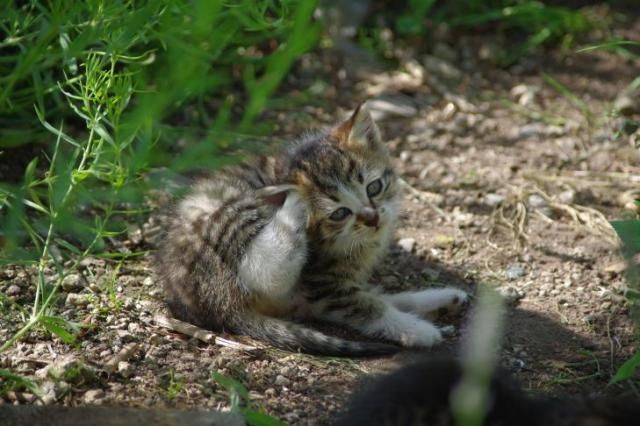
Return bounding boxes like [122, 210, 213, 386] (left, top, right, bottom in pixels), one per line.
[287, 103, 401, 257]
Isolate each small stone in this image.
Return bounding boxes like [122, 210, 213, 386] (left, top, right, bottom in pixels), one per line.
[142, 276, 153, 286]
[517, 123, 546, 139]
[284, 412, 300, 423]
[422, 55, 463, 82]
[61, 273, 84, 291]
[127, 322, 142, 334]
[506, 356, 526, 370]
[614, 83, 640, 117]
[432, 234, 454, 249]
[422, 268, 441, 281]
[99, 349, 112, 358]
[432, 42, 458, 63]
[381, 275, 400, 288]
[557, 190, 576, 204]
[117, 361, 134, 378]
[40, 380, 70, 404]
[65, 293, 88, 307]
[484, 193, 505, 207]
[6, 284, 21, 296]
[527, 194, 547, 209]
[40, 382, 57, 405]
[265, 388, 277, 397]
[397, 238, 416, 253]
[83, 389, 105, 404]
[274, 375, 290, 387]
[279, 366, 293, 377]
[440, 325, 456, 337]
[46, 355, 95, 384]
[496, 286, 524, 305]
[510, 84, 539, 107]
[116, 330, 136, 343]
[505, 266, 527, 280]
[399, 151, 412, 163]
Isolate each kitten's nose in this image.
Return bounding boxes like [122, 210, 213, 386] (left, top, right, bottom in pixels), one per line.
[357, 207, 379, 227]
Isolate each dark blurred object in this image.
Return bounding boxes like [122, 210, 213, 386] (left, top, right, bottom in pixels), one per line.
[335, 358, 640, 426]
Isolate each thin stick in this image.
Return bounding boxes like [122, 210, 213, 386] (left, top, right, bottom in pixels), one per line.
[104, 343, 140, 374]
[153, 314, 257, 351]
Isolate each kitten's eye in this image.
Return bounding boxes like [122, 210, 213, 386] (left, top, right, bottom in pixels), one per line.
[329, 207, 352, 221]
[366, 179, 383, 197]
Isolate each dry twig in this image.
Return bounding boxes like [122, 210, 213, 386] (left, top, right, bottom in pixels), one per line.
[103, 343, 140, 374]
[153, 314, 257, 351]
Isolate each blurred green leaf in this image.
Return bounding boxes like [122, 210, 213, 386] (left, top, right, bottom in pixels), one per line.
[40, 315, 78, 345]
[211, 371, 250, 404]
[610, 351, 640, 385]
[242, 408, 287, 426]
[0, 368, 38, 395]
[611, 220, 640, 255]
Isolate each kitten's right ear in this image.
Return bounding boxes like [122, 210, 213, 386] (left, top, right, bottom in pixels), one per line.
[332, 102, 382, 150]
[256, 184, 296, 207]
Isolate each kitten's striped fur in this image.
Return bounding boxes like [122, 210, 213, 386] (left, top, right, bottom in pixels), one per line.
[155, 104, 467, 356]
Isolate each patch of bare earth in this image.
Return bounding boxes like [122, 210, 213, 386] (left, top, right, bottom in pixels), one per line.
[2, 12, 640, 426]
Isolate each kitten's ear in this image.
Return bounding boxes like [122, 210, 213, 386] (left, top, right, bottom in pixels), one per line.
[256, 184, 296, 207]
[332, 102, 382, 150]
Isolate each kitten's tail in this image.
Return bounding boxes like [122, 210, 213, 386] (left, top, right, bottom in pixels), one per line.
[232, 314, 399, 357]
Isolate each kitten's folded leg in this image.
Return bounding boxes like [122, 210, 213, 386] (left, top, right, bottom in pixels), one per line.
[362, 303, 444, 347]
[238, 191, 308, 304]
[382, 287, 468, 316]
[317, 292, 445, 348]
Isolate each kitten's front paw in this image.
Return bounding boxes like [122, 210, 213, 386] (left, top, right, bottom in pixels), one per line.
[438, 288, 469, 315]
[399, 321, 443, 347]
[364, 308, 445, 348]
[279, 191, 309, 233]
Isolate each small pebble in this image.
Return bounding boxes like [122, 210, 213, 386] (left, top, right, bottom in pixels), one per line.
[6, 284, 21, 296]
[397, 238, 416, 253]
[127, 322, 142, 334]
[83, 389, 105, 404]
[422, 268, 441, 281]
[279, 366, 293, 377]
[118, 361, 134, 378]
[557, 190, 576, 204]
[505, 265, 527, 280]
[65, 293, 88, 307]
[496, 286, 524, 305]
[61, 273, 84, 291]
[432, 234, 454, 249]
[527, 194, 547, 209]
[484, 193, 505, 207]
[275, 375, 290, 387]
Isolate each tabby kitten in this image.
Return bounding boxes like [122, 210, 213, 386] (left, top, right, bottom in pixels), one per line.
[155, 103, 468, 356]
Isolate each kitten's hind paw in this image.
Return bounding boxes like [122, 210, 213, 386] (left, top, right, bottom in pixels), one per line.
[436, 288, 469, 316]
[403, 322, 444, 347]
[439, 325, 456, 338]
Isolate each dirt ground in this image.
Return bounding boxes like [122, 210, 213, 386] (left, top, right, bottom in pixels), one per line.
[2, 5, 640, 426]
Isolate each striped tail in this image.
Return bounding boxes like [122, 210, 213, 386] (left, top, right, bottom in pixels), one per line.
[232, 314, 399, 357]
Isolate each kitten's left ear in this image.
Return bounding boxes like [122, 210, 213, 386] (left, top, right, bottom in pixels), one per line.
[332, 102, 383, 150]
